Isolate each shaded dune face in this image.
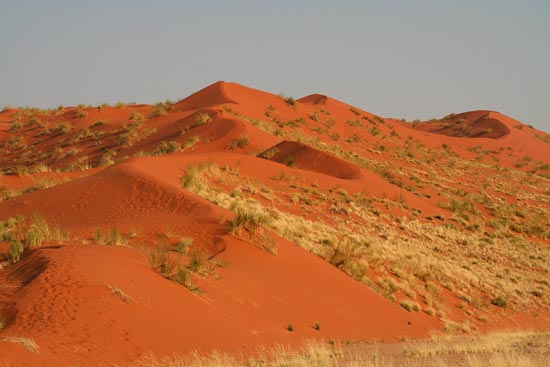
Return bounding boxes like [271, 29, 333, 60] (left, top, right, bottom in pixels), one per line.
[259, 141, 362, 180]
[413, 110, 511, 139]
[297, 94, 329, 105]
[189, 112, 279, 153]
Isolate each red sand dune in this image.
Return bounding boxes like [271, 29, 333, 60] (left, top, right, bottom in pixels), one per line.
[414, 110, 511, 139]
[175, 81, 280, 112]
[298, 93, 376, 119]
[191, 112, 280, 154]
[175, 81, 238, 111]
[0, 160, 227, 257]
[410, 110, 549, 164]
[0, 236, 438, 366]
[298, 93, 330, 105]
[0, 147, 444, 366]
[1, 80, 549, 366]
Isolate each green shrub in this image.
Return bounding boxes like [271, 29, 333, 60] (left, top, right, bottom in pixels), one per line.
[227, 135, 249, 149]
[150, 102, 172, 118]
[172, 264, 202, 293]
[491, 296, 507, 308]
[188, 250, 206, 273]
[400, 300, 421, 312]
[23, 214, 64, 247]
[183, 135, 200, 149]
[346, 119, 363, 128]
[153, 140, 181, 155]
[8, 240, 24, 263]
[349, 107, 361, 116]
[324, 239, 366, 277]
[76, 109, 88, 119]
[259, 146, 279, 159]
[9, 121, 22, 132]
[149, 240, 174, 277]
[229, 203, 272, 239]
[95, 227, 128, 246]
[95, 229, 106, 245]
[284, 155, 296, 167]
[130, 111, 144, 121]
[176, 237, 193, 255]
[149, 240, 204, 294]
[26, 228, 44, 248]
[309, 111, 321, 123]
[181, 161, 220, 191]
[108, 227, 128, 246]
[115, 127, 139, 146]
[99, 150, 116, 167]
[55, 122, 72, 134]
[195, 112, 211, 125]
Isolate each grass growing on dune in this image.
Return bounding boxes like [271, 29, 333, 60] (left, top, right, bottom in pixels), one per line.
[228, 201, 277, 254]
[1, 215, 68, 264]
[7, 241, 24, 263]
[180, 160, 550, 329]
[181, 161, 222, 192]
[227, 134, 250, 150]
[228, 201, 273, 239]
[108, 285, 133, 303]
[130, 331, 550, 367]
[95, 227, 129, 246]
[148, 239, 207, 294]
[2, 336, 40, 354]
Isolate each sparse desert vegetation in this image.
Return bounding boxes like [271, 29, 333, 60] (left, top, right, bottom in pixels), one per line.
[1, 214, 68, 264]
[178, 155, 550, 330]
[131, 331, 550, 367]
[2, 336, 40, 354]
[1, 81, 549, 366]
[109, 285, 133, 303]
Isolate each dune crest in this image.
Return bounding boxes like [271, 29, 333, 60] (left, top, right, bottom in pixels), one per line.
[413, 110, 512, 139]
[174, 81, 239, 111]
[298, 94, 329, 105]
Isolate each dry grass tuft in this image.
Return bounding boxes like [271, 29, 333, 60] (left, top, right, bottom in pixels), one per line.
[2, 336, 40, 354]
[108, 285, 133, 303]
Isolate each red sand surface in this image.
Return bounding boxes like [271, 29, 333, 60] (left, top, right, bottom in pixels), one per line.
[0, 238, 438, 366]
[1, 81, 549, 366]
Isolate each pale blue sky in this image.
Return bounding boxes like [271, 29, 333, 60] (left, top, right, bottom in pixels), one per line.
[1, 1, 549, 131]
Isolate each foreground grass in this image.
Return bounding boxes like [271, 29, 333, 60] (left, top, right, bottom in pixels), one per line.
[131, 332, 550, 367]
[0, 214, 68, 265]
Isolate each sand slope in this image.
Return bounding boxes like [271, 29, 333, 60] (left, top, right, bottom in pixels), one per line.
[1, 81, 549, 366]
[0, 237, 437, 366]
